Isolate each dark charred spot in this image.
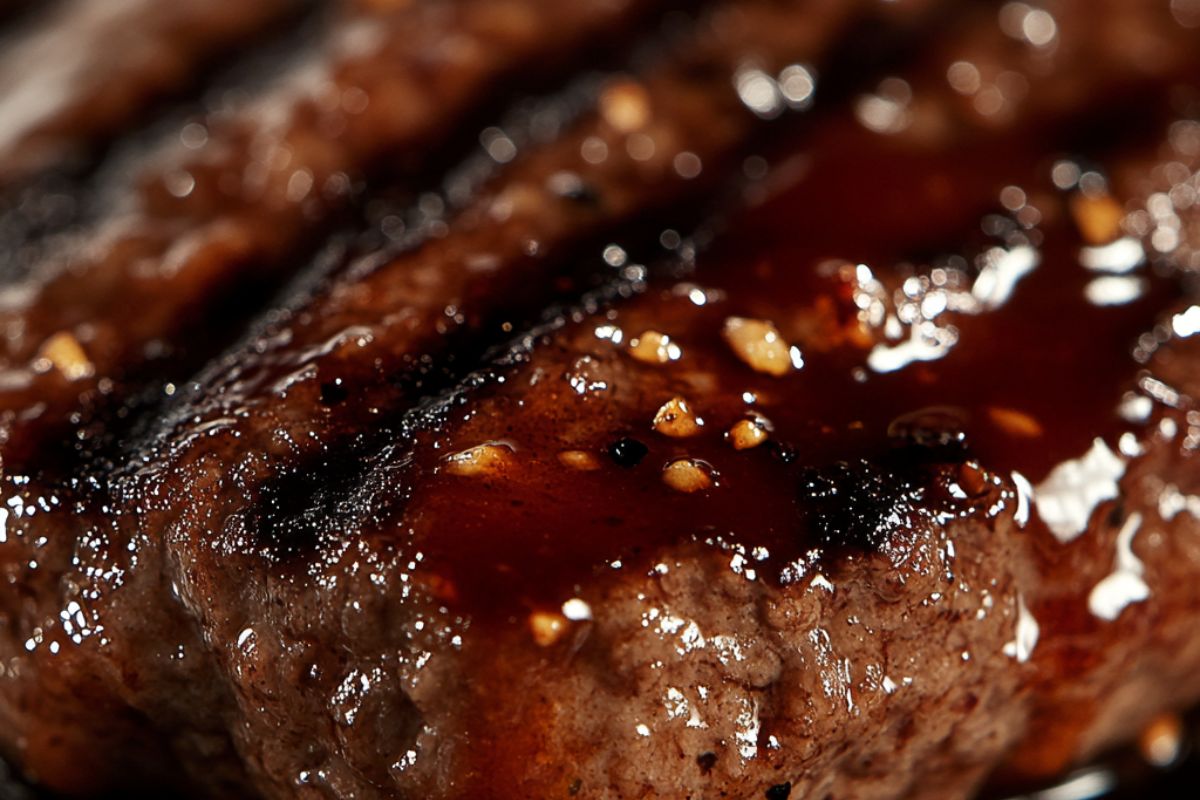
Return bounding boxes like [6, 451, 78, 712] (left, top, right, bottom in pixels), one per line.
[766, 440, 797, 464]
[609, 437, 648, 467]
[887, 406, 969, 454]
[696, 752, 718, 774]
[766, 782, 792, 799]
[567, 778, 583, 795]
[319, 379, 349, 406]
[796, 459, 922, 550]
[253, 444, 402, 561]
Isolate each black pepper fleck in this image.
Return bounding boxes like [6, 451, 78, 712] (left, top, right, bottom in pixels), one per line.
[319, 379, 348, 406]
[609, 437, 648, 467]
[765, 782, 792, 800]
[696, 752, 717, 774]
[887, 406, 969, 453]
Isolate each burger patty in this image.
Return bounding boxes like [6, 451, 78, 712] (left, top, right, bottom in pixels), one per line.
[0, 0, 1198, 798]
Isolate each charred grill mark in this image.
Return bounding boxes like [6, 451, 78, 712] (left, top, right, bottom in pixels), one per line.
[253, 446, 392, 562]
[199, 0, 1200, 573]
[358, 0, 1200, 618]
[0, 0, 1199, 797]
[144, 0, 898, 561]
[0, 0, 701, 477]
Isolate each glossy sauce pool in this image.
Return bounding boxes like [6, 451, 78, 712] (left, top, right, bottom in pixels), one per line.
[389, 105, 1194, 623]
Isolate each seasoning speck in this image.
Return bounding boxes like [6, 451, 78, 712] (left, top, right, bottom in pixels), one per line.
[35, 332, 94, 381]
[529, 611, 568, 646]
[444, 443, 512, 476]
[558, 450, 602, 471]
[662, 458, 716, 492]
[629, 330, 682, 364]
[728, 417, 770, 450]
[722, 317, 793, 376]
[653, 396, 703, 438]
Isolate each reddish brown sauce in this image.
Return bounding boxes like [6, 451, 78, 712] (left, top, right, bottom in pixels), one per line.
[387, 110, 1192, 623]
[2, 1, 1200, 797]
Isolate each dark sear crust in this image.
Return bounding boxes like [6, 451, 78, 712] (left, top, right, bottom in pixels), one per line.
[0, 1, 1199, 799]
[0, 0, 688, 475]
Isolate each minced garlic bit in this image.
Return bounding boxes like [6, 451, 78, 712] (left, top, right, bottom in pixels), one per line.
[728, 417, 769, 450]
[599, 78, 651, 133]
[652, 396, 702, 438]
[628, 330, 682, 364]
[444, 443, 512, 477]
[987, 407, 1043, 438]
[35, 331, 94, 381]
[662, 458, 715, 493]
[722, 316, 792, 376]
[529, 611, 568, 647]
[1070, 192, 1124, 245]
[558, 449, 601, 471]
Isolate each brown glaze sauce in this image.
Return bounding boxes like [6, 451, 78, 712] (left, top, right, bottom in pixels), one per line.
[1, 1, 1199, 797]
[388, 95, 1196, 625]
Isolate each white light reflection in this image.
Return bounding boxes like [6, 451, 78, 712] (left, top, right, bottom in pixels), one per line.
[1012, 471, 1034, 528]
[972, 244, 1039, 308]
[1084, 275, 1145, 306]
[854, 78, 912, 135]
[1087, 512, 1149, 621]
[1171, 305, 1200, 337]
[1034, 438, 1125, 542]
[735, 67, 782, 119]
[1021, 9, 1058, 47]
[778, 64, 816, 109]
[946, 61, 982, 95]
[866, 323, 957, 373]
[1079, 237, 1145, 273]
[561, 598, 592, 621]
[1117, 392, 1153, 423]
[1000, 3, 1059, 49]
[1006, 768, 1116, 800]
[735, 64, 817, 118]
[1002, 594, 1039, 663]
[1159, 483, 1200, 521]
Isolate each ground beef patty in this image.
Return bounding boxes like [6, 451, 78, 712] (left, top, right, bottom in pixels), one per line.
[0, 0, 1198, 798]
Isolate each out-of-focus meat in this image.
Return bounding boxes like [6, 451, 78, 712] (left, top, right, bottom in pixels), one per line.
[0, 0, 308, 187]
